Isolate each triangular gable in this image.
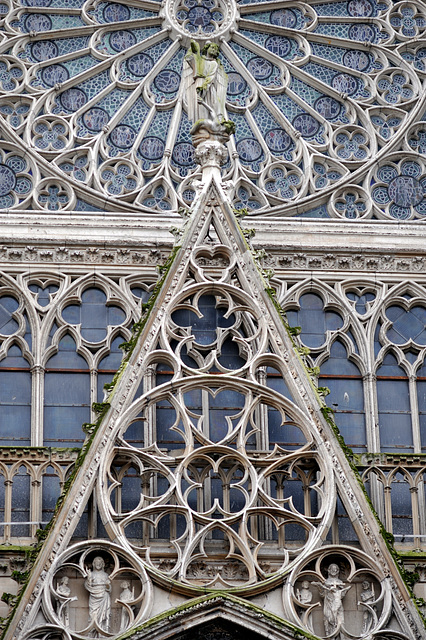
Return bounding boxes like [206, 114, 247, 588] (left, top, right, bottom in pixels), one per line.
[6, 176, 425, 640]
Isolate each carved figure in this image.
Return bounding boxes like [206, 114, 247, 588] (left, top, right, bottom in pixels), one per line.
[183, 40, 234, 144]
[56, 576, 74, 627]
[296, 580, 313, 604]
[85, 556, 111, 632]
[118, 580, 134, 632]
[360, 580, 375, 633]
[313, 563, 351, 636]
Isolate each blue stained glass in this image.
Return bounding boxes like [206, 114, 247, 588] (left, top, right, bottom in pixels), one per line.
[126, 53, 154, 77]
[270, 8, 297, 27]
[237, 138, 263, 161]
[347, 0, 374, 16]
[302, 61, 369, 100]
[23, 13, 52, 30]
[229, 41, 282, 87]
[103, 2, 130, 22]
[41, 64, 69, 87]
[314, 96, 341, 120]
[59, 88, 87, 112]
[154, 69, 180, 93]
[264, 129, 291, 154]
[139, 137, 165, 161]
[23, 0, 51, 5]
[108, 124, 137, 150]
[110, 30, 137, 52]
[265, 35, 291, 58]
[188, 5, 212, 26]
[388, 176, 423, 207]
[247, 57, 272, 80]
[20, 13, 83, 30]
[30, 40, 58, 62]
[137, 109, 173, 169]
[172, 143, 194, 167]
[292, 113, 320, 138]
[170, 111, 195, 177]
[342, 49, 371, 72]
[348, 23, 376, 42]
[332, 73, 359, 95]
[83, 107, 109, 132]
[227, 72, 247, 96]
[0, 165, 16, 197]
[120, 39, 171, 82]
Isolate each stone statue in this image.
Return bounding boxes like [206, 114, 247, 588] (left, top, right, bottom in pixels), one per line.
[183, 40, 234, 149]
[56, 575, 75, 627]
[360, 580, 375, 633]
[118, 580, 134, 632]
[313, 563, 351, 636]
[85, 556, 111, 633]
[296, 580, 313, 605]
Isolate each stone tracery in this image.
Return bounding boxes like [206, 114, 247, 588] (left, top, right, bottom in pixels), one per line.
[1, 0, 426, 216]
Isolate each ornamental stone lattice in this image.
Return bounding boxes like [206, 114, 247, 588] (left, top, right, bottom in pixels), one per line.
[3, 168, 425, 640]
[1, 0, 426, 638]
[1, 0, 426, 216]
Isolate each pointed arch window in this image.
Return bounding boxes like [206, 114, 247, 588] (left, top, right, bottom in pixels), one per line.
[415, 358, 426, 452]
[44, 334, 91, 447]
[376, 353, 412, 452]
[0, 344, 31, 446]
[320, 340, 366, 452]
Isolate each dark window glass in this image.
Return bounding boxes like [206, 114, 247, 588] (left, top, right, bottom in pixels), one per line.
[377, 353, 412, 452]
[12, 465, 30, 537]
[321, 341, 366, 452]
[44, 334, 90, 446]
[0, 345, 31, 445]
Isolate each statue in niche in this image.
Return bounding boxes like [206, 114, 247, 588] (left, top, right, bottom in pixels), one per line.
[118, 580, 134, 632]
[296, 580, 313, 605]
[360, 580, 376, 633]
[85, 556, 111, 633]
[183, 40, 235, 146]
[56, 576, 76, 627]
[313, 563, 351, 636]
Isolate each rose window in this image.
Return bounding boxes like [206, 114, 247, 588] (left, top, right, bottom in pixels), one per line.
[0, 0, 425, 218]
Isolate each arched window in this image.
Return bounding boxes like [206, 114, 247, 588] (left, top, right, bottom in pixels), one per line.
[97, 334, 126, 402]
[390, 471, 413, 541]
[41, 465, 61, 527]
[376, 353, 412, 452]
[416, 358, 426, 452]
[286, 293, 343, 349]
[0, 345, 31, 445]
[11, 465, 31, 538]
[320, 341, 366, 452]
[44, 334, 90, 447]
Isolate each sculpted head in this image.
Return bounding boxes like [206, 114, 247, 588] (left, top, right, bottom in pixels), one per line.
[327, 563, 340, 577]
[202, 41, 220, 59]
[93, 556, 105, 571]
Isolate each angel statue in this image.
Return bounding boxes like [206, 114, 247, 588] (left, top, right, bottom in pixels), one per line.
[183, 40, 235, 144]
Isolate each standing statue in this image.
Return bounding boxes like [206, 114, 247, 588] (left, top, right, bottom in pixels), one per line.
[118, 580, 134, 632]
[85, 556, 111, 633]
[183, 40, 234, 142]
[313, 563, 351, 636]
[360, 580, 376, 633]
[296, 580, 313, 605]
[56, 576, 76, 627]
